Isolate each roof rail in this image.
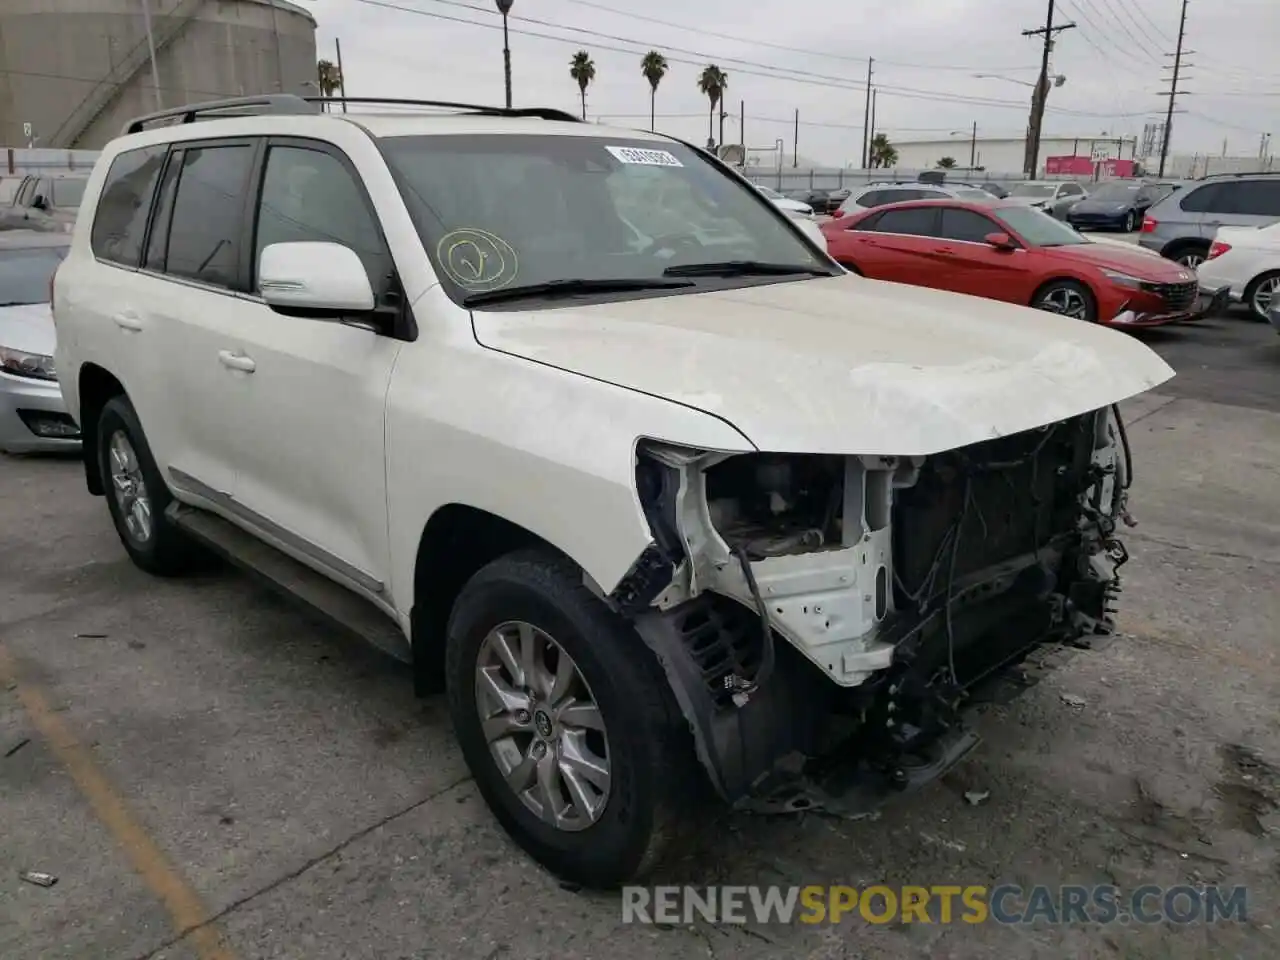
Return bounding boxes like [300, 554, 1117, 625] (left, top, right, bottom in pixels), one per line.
[122, 95, 584, 137]
[1197, 169, 1280, 179]
[123, 94, 319, 135]
[312, 97, 582, 123]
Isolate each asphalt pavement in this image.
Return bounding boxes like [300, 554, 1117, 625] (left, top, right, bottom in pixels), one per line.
[2, 311, 1278, 959]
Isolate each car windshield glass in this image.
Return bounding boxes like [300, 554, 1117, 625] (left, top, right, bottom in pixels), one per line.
[0, 246, 67, 305]
[380, 134, 831, 305]
[1088, 182, 1142, 202]
[1010, 183, 1057, 198]
[996, 207, 1088, 246]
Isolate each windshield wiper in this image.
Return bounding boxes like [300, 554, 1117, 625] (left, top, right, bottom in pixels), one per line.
[461, 277, 693, 306]
[662, 260, 831, 278]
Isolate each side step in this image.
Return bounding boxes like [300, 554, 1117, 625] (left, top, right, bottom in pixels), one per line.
[166, 503, 411, 663]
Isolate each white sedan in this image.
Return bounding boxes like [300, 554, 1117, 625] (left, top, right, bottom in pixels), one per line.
[755, 184, 814, 218]
[1196, 220, 1280, 321]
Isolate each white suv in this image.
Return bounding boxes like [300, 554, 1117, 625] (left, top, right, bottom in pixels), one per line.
[52, 95, 1173, 888]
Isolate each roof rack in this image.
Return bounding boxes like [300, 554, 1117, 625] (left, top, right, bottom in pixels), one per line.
[123, 94, 582, 136]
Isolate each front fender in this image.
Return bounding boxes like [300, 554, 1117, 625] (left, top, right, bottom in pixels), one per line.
[384, 339, 755, 617]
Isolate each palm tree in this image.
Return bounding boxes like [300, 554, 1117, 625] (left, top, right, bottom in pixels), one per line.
[640, 51, 668, 132]
[316, 59, 342, 113]
[869, 133, 898, 169]
[569, 51, 596, 121]
[697, 65, 728, 150]
[937, 156, 957, 169]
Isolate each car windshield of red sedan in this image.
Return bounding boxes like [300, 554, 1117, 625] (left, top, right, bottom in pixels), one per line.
[997, 207, 1090, 247]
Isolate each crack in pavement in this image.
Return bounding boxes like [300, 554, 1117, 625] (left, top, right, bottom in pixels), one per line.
[129, 773, 476, 960]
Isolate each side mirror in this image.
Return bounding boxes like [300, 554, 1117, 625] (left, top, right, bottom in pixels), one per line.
[984, 232, 1016, 250]
[831, 209, 845, 219]
[258, 241, 375, 316]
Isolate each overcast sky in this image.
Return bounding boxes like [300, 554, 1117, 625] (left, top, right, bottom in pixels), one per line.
[304, 0, 1278, 167]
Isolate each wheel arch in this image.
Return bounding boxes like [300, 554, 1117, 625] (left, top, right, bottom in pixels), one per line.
[410, 503, 571, 696]
[1030, 275, 1099, 316]
[76, 363, 128, 496]
[1160, 236, 1211, 262]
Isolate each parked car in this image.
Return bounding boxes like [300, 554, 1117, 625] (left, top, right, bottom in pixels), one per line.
[786, 188, 837, 213]
[1195, 220, 1280, 321]
[1139, 171, 1280, 268]
[1005, 180, 1088, 219]
[754, 183, 814, 218]
[978, 181, 1010, 199]
[54, 94, 1170, 889]
[7, 173, 89, 226]
[0, 231, 79, 453]
[820, 198, 1212, 327]
[831, 182, 965, 218]
[1066, 180, 1179, 233]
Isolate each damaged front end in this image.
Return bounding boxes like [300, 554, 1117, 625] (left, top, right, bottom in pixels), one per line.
[610, 407, 1135, 814]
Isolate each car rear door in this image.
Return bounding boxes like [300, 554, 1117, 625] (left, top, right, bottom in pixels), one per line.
[933, 208, 1036, 303]
[1222, 179, 1280, 229]
[853, 205, 944, 286]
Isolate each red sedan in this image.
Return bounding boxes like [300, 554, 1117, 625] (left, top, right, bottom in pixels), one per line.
[820, 198, 1203, 327]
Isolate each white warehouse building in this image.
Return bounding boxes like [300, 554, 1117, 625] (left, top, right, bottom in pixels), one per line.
[886, 134, 1137, 174]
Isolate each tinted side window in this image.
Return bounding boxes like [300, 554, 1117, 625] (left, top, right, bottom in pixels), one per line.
[872, 207, 938, 236]
[856, 190, 884, 208]
[1179, 183, 1226, 213]
[1230, 181, 1280, 217]
[253, 144, 393, 301]
[164, 144, 255, 288]
[144, 149, 184, 271]
[90, 145, 167, 267]
[939, 208, 1001, 243]
[879, 189, 924, 205]
[1062, 183, 1083, 196]
[851, 211, 884, 231]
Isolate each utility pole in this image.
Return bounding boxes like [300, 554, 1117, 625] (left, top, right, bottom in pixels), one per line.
[1021, 0, 1075, 178]
[1158, 0, 1190, 178]
[868, 88, 878, 166]
[335, 38, 348, 113]
[970, 121, 977, 168]
[793, 108, 799, 167]
[140, 0, 163, 110]
[740, 100, 745, 156]
[860, 58, 873, 169]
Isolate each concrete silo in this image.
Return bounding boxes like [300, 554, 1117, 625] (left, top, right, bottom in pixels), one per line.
[0, 0, 318, 149]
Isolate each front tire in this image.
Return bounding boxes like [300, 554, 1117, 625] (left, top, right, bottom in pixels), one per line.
[445, 550, 700, 888]
[97, 396, 203, 576]
[1032, 279, 1098, 322]
[1123, 210, 1137, 233]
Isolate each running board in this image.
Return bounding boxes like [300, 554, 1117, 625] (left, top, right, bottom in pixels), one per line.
[165, 503, 411, 663]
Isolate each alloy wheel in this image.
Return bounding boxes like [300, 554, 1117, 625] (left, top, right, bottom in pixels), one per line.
[108, 430, 153, 544]
[1177, 250, 1206, 269]
[1035, 286, 1090, 320]
[1251, 276, 1279, 318]
[475, 621, 611, 832]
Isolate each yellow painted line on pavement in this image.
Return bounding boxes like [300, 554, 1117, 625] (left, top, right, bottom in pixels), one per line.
[0, 644, 236, 960]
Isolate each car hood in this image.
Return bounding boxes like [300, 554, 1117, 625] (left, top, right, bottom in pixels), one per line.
[1044, 241, 1195, 279]
[0, 303, 56, 355]
[470, 275, 1174, 456]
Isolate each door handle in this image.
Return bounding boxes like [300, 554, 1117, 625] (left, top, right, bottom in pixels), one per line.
[932, 247, 957, 256]
[113, 313, 143, 332]
[217, 350, 256, 373]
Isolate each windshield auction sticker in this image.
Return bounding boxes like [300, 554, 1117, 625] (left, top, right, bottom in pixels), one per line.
[437, 228, 519, 292]
[605, 146, 684, 167]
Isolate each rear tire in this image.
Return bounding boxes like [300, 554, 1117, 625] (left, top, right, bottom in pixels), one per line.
[1170, 243, 1210, 269]
[1243, 271, 1280, 322]
[445, 549, 701, 888]
[97, 396, 204, 576]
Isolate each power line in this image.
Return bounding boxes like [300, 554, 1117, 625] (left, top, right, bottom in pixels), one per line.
[353, 0, 1155, 119]
[1126, 0, 1176, 45]
[1100, 0, 1166, 53]
[554, 0, 1039, 73]
[1075, 0, 1160, 64]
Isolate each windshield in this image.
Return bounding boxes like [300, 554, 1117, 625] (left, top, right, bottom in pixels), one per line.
[0, 246, 67, 305]
[380, 134, 831, 306]
[996, 207, 1089, 246]
[1088, 182, 1142, 202]
[1010, 183, 1057, 199]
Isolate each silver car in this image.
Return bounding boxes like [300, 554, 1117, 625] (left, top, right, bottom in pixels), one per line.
[0, 231, 79, 453]
[1137, 172, 1280, 268]
[1005, 180, 1088, 220]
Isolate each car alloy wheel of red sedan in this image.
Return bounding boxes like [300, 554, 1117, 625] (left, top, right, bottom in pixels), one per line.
[819, 197, 1203, 329]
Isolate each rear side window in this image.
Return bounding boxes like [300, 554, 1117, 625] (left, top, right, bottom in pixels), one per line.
[1230, 180, 1280, 217]
[163, 144, 255, 289]
[871, 207, 938, 236]
[90, 145, 167, 266]
[855, 190, 885, 208]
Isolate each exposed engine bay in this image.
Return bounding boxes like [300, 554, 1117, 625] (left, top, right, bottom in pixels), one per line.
[612, 407, 1133, 810]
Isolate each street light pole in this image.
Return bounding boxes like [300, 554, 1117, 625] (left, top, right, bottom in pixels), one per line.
[495, 0, 515, 109]
[140, 0, 163, 110]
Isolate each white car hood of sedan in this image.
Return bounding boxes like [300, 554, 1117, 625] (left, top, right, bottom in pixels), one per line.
[0, 302, 56, 356]
[470, 274, 1174, 456]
